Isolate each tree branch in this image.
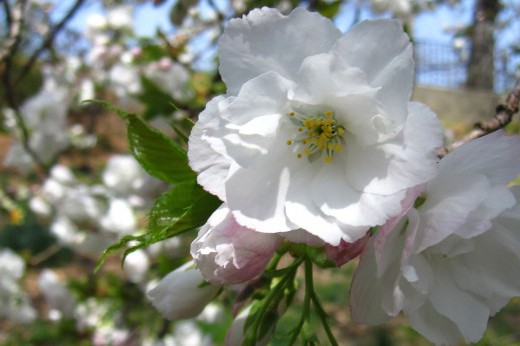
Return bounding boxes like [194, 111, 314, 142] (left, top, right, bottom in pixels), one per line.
[1, 0, 49, 175]
[14, 0, 86, 84]
[439, 78, 520, 156]
[0, 0, 26, 64]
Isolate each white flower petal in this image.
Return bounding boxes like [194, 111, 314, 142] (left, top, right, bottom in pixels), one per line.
[440, 130, 520, 185]
[427, 266, 489, 343]
[345, 102, 442, 196]
[219, 7, 341, 94]
[147, 261, 220, 320]
[189, 98, 231, 201]
[334, 19, 413, 124]
[286, 165, 357, 244]
[227, 164, 294, 233]
[404, 300, 463, 346]
[312, 162, 408, 229]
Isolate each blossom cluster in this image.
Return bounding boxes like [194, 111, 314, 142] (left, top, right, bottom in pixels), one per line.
[148, 7, 520, 345]
[0, 2, 220, 344]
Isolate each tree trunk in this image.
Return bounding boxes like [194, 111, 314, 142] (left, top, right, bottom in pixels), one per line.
[465, 0, 500, 91]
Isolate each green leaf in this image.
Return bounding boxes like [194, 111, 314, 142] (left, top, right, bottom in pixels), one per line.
[147, 180, 220, 235]
[136, 43, 166, 63]
[122, 180, 220, 261]
[94, 234, 140, 272]
[136, 75, 177, 119]
[81, 99, 133, 120]
[95, 180, 221, 271]
[126, 113, 196, 184]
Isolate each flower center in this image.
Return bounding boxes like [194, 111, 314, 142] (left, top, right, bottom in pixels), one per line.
[285, 109, 345, 163]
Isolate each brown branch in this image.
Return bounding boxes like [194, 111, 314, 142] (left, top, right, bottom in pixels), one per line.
[0, 1, 48, 175]
[439, 78, 520, 157]
[14, 0, 86, 84]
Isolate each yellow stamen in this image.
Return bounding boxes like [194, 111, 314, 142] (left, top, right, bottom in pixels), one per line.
[9, 208, 23, 224]
[286, 109, 345, 162]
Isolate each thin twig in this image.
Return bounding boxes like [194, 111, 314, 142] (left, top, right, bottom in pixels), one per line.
[29, 243, 63, 265]
[0, 0, 26, 64]
[439, 78, 520, 157]
[0, 0, 48, 174]
[14, 0, 86, 84]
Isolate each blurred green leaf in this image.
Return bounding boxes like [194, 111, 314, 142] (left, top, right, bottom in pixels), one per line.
[316, 0, 342, 18]
[136, 43, 166, 63]
[137, 75, 177, 119]
[126, 112, 195, 184]
[82, 99, 133, 119]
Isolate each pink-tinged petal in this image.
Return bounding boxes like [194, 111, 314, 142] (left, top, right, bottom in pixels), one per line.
[373, 185, 425, 274]
[191, 205, 282, 285]
[147, 261, 220, 320]
[325, 233, 369, 267]
[219, 7, 341, 95]
[349, 236, 394, 324]
[351, 208, 422, 322]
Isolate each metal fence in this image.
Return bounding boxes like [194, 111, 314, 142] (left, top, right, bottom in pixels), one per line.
[413, 40, 518, 93]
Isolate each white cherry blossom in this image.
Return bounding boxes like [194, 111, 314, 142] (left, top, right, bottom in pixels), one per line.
[350, 132, 520, 345]
[189, 8, 443, 245]
[4, 89, 70, 172]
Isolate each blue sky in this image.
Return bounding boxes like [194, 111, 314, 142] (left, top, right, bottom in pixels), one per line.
[56, 0, 470, 43]
[50, 0, 518, 91]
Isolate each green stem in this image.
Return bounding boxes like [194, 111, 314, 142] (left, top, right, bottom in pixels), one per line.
[265, 251, 282, 272]
[248, 257, 302, 344]
[288, 256, 313, 345]
[311, 290, 338, 346]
